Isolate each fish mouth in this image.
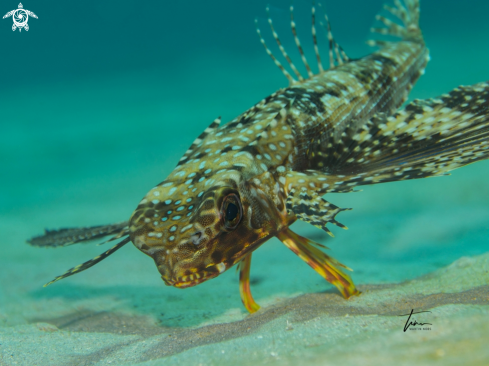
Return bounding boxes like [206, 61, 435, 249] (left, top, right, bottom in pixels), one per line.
[162, 262, 228, 288]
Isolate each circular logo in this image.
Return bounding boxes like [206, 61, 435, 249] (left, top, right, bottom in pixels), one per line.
[13, 9, 28, 27]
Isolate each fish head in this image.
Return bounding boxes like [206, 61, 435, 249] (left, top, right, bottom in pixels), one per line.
[129, 157, 287, 288]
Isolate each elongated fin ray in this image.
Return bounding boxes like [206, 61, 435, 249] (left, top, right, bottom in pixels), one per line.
[237, 253, 260, 313]
[266, 6, 303, 81]
[277, 228, 359, 299]
[257, 3, 350, 83]
[27, 221, 129, 247]
[44, 237, 131, 287]
[383, 4, 408, 24]
[317, 4, 335, 69]
[311, 3, 324, 73]
[255, 19, 296, 84]
[369, 0, 422, 44]
[317, 3, 350, 67]
[290, 5, 314, 78]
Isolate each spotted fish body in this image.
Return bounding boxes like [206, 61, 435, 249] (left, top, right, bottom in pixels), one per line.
[29, 0, 489, 313]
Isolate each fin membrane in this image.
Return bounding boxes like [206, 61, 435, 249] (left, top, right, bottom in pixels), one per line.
[27, 221, 129, 247]
[308, 82, 489, 188]
[286, 192, 350, 236]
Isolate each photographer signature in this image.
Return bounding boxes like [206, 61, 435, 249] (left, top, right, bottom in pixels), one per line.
[399, 309, 432, 332]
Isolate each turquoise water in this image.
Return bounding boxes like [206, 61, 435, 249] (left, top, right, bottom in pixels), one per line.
[1, 1, 489, 365]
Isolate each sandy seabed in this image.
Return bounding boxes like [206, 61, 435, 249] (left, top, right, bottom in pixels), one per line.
[1, 1, 489, 365]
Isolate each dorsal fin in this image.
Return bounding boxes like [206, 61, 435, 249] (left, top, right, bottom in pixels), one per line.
[289, 5, 314, 78]
[311, 2, 323, 73]
[368, 0, 423, 47]
[255, 19, 295, 85]
[256, 3, 350, 85]
[318, 3, 350, 68]
[177, 117, 221, 166]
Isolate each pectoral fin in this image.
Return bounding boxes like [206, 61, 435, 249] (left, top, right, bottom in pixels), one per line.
[43, 237, 131, 287]
[306, 82, 489, 187]
[27, 221, 129, 247]
[286, 192, 350, 236]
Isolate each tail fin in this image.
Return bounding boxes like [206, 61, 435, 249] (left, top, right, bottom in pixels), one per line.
[27, 221, 129, 247]
[322, 82, 489, 189]
[369, 0, 423, 46]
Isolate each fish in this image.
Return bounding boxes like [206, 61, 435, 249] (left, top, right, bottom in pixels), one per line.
[28, 0, 489, 313]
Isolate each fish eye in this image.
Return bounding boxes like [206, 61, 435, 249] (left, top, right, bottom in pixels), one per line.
[221, 193, 242, 231]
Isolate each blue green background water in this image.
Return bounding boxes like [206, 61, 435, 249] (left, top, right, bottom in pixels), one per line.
[1, 1, 489, 365]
